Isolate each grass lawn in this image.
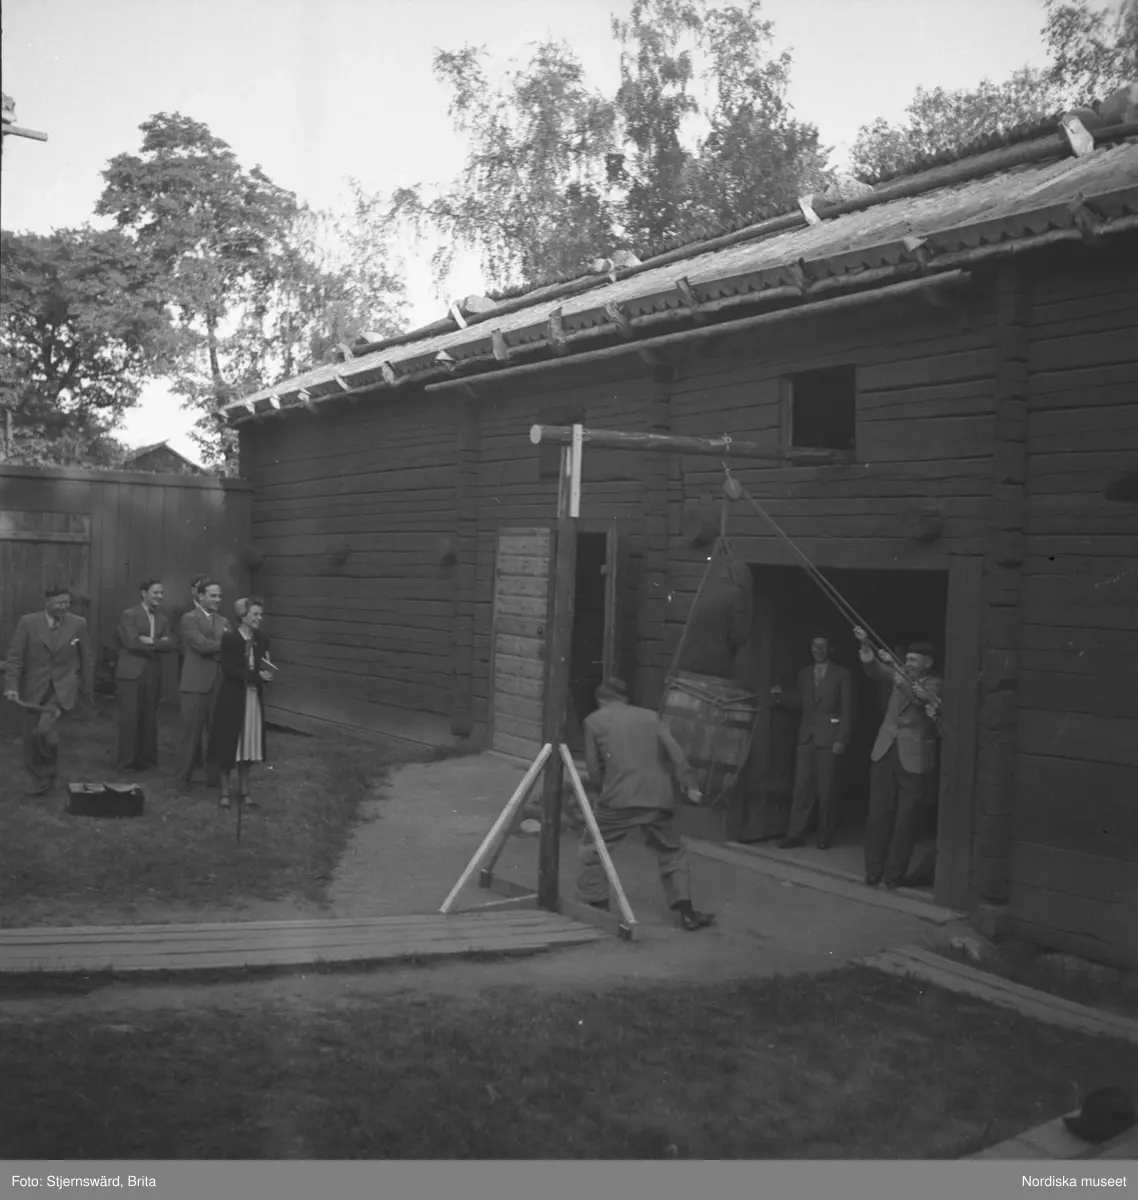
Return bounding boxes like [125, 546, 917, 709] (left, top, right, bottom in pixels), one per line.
[3, 965, 1136, 1159]
[0, 695, 424, 927]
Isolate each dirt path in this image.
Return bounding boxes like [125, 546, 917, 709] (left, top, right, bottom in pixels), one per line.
[0, 753, 944, 1022]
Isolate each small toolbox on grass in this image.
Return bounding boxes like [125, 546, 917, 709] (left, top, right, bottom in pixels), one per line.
[67, 782, 145, 818]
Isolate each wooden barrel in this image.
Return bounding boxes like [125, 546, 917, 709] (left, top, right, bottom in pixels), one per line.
[660, 671, 762, 807]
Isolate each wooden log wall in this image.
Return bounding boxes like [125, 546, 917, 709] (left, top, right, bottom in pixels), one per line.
[1010, 241, 1138, 969]
[451, 396, 480, 738]
[239, 397, 461, 745]
[661, 296, 998, 671]
[1, 465, 250, 700]
[974, 263, 1030, 903]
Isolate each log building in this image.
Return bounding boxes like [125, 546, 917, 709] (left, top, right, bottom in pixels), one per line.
[226, 115, 1138, 968]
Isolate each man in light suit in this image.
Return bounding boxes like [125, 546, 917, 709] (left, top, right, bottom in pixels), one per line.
[771, 634, 854, 850]
[174, 578, 228, 789]
[115, 578, 178, 771]
[576, 678, 715, 931]
[856, 628, 944, 889]
[4, 585, 94, 795]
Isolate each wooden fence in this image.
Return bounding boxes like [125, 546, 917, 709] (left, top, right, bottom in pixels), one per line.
[1, 464, 252, 699]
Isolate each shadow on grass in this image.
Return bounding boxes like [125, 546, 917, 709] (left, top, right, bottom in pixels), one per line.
[2, 965, 1135, 1159]
[0, 697, 431, 927]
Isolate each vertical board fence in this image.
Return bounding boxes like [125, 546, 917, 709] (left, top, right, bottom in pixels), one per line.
[1, 465, 252, 700]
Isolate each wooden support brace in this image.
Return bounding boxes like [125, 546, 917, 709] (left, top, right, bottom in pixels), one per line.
[439, 743, 553, 914]
[1068, 199, 1105, 245]
[796, 195, 822, 226]
[297, 390, 316, 413]
[784, 260, 812, 294]
[380, 361, 398, 385]
[435, 350, 457, 372]
[1060, 114, 1095, 157]
[675, 276, 706, 323]
[491, 329, 510, 362]
[560, 745, 637, 933]
[448, 301, 468, 329]
[547, 307, 570, 356]
[268, 395, 282, 410]
[333, 371, 351, 392]
[605, 300, 635, 339]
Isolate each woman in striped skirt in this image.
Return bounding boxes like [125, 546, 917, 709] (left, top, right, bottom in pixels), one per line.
[209, 596, 276, 810]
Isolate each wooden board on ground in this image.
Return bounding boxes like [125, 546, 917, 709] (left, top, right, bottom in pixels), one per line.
[862, 945, 1138, 1044]
[480, 871, 638, 941]
[0, 911, 606, 975]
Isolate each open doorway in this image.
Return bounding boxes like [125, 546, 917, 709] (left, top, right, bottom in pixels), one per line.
[743, 564, 949, 891]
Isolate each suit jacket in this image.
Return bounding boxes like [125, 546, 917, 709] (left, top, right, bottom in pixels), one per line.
[865, 659, 943, 774]
[178, 606, 228, 694]
[5, 612, 94, 711]
[584, 700, 696, 812]
[115, 604, 178, 681]
[781, 661, 854, 748]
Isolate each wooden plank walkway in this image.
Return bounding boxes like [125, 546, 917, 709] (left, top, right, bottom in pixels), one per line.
[863, 945, 1138, 1044]
[0, 911, 606, 976]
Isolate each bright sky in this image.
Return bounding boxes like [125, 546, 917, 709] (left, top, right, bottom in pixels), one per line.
[1, 0, 1053, 465]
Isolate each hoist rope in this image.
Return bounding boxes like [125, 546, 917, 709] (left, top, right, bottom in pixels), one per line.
[722, 463, 943, 714]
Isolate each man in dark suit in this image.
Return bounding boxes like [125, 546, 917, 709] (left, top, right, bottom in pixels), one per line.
[115, 578, 178, 771]
[4, 585, 94, 795]
[174, 578, 228, 789]
[771, 634, 854, 850]
[856, 629, 944, 889]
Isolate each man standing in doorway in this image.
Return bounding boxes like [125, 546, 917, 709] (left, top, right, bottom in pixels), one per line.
[856, 629, 943, 889]
[174, 578, 228, 790]
[115, 579, 178, 771]
[576, 678, 715, 931]
[4, 585, 94, 795]
[772, 634, 854, 850]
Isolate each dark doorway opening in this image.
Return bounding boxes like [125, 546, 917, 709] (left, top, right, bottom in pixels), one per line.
[565, 532, 608, 755]
[746, 564, 948, 890]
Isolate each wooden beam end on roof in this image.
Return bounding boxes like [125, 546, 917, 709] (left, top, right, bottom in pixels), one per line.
[675, 276, 708, 324]
[547, 307, 570, 356]
[604, 300, 635, 339]
[491, 328, 510, 362]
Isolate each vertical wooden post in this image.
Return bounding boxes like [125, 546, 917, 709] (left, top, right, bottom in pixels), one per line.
[537, 426, 582, 910]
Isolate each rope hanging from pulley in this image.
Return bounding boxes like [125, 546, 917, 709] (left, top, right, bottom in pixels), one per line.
[718, 460, 943, 714]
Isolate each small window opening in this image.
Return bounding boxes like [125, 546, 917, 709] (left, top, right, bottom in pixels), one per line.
[786, 366, 857, 457]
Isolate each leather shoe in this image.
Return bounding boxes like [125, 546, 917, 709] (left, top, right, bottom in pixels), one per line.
[679, 909, 715, 932]
[865, 872, 883, 887]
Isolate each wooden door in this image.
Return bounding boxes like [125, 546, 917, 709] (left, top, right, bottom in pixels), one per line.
[0, 510, 92, 653]
[489, 526, 554, 760]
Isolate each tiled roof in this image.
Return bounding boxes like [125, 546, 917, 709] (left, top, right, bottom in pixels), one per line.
[229, 132, 1138, 421]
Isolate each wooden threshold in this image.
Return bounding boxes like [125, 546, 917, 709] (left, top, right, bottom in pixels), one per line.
[863, 945, 1138, 1044]
[686, 838, 962, 925]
